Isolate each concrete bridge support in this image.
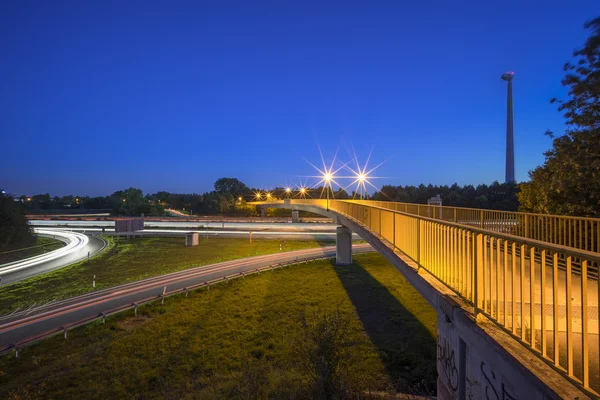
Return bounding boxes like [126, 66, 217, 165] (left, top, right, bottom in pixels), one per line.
[291, 210, 300, 223]
[335, 225, 352, 266]
[260, 206, 266, 218]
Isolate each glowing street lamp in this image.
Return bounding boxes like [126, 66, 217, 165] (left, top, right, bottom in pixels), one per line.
[357, 173, 366, 200]
[285, 187, 291, 198]
[266, 193, 272, 200]
[255, 192, 262, 201]
[323, 173, 333, 210]
[238, 196, 242, 203]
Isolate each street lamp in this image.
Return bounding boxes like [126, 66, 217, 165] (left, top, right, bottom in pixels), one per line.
[324, 173, 332, 210]
[255, 192, 262, 201]
[285, 187, 291, 199]
[266, 193, 272, 200]
[357, 173, 366, 200]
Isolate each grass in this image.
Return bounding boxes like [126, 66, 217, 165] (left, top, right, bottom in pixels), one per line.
[0, 253, 437, 399]
[0, 237, 64, 265]
[0, 236, 330, 316]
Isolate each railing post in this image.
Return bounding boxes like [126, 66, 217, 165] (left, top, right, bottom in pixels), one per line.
[393, 213, 396, 249]
[480, 210, 485, 229]
[524, 214, 530, 238]
[474, 232, 482, 314]
[454, 208, 457, 223]
[416, 219, 421, 265]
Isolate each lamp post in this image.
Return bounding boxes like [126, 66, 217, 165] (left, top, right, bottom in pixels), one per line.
[285, 187, 291, 199]
[357, 173, 366, 200]
[324, 173, 332, 211]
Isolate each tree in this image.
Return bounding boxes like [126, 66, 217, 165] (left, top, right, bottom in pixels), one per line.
[518, 18, 600, 216]
[214, 178, 249, 196]
[109, 188, 160, 216]
[0, 192, 33, 251]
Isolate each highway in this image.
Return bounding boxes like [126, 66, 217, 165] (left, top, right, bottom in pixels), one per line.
[0, 243, 373, 352]
[30, 220, 338, 231]
[0, 229, 106, 285]
[28, 220, 360, 240]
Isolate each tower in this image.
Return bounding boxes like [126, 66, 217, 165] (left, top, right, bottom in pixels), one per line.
[501, 72, 515, 183]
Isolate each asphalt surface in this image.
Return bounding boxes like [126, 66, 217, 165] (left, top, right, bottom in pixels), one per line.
[30, 220, 338, 231]
[0, 244, 373, 351]
[0, 231, 106, 285]
[45, 228, 357, 241]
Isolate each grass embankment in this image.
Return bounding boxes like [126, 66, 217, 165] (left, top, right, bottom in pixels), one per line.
[0, 253, 437, 399]
[0, 237, 329, 316]
[0, 237, 64, 265]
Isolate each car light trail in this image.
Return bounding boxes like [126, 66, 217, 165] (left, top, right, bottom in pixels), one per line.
[0, 229, 89, 277]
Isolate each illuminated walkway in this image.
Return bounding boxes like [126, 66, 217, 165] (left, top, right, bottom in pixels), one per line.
[253, 199, 600, 399]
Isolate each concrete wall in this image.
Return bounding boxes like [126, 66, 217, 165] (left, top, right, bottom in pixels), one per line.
[435, 294, 584, 400]
[260, 202, 590, 400]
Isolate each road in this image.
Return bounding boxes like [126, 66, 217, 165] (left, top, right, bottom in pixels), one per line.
[29, 220, 361, 240]
[30, 220, 338, 231]
[0, 229, 106, 285]
[0, 243, 373, 352]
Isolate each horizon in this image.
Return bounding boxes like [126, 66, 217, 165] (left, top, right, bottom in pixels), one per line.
[2, 1, 597, 196]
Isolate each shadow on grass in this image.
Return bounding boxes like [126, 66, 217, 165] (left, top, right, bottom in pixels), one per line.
[331, 258, 437, 393]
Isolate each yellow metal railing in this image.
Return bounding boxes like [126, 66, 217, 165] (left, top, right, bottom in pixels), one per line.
[272, 199, 600, 395]
[333, 200, 600, 253]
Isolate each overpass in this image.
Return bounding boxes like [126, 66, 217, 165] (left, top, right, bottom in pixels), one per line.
[252, 199, 600, 399]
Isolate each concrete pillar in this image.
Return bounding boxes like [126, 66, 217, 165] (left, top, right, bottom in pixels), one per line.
[260, 207, 266, 218]
[291, 210, 300, 223]
[335, 226, 352, 266]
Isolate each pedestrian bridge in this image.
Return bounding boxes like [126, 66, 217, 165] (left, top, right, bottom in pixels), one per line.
[251, 199, 600, 399]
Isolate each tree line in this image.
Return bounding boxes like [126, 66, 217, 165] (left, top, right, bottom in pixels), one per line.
[371, 182, 519, 211]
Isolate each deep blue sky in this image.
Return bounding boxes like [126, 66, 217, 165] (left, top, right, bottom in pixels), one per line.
[1, 1, 597, 196]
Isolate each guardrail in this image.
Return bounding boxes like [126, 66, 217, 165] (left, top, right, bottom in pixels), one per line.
[0, 251, 374, 357]
[266, 199, 600, 396]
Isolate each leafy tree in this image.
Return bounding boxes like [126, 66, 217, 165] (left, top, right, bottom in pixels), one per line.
[109, 188, 163, 216]
[214, 178, 250, 196]
[518, 18, 600, 216]
[0, 193, 33, 251]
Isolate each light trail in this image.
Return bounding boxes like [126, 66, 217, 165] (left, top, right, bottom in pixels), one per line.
[0, 229, 89, 277]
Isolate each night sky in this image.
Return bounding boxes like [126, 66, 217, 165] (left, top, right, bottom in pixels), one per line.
[1, 1, 597, 196]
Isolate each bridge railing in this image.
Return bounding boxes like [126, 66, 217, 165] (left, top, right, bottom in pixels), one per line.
[329, 200, 600, 253]
[287, 198, 600, 395]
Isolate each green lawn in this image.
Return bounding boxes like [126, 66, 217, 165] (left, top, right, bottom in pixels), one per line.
[0, 253, 437, 400]
[0, 237, 330, 316]
[0, 237, 64, 265]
